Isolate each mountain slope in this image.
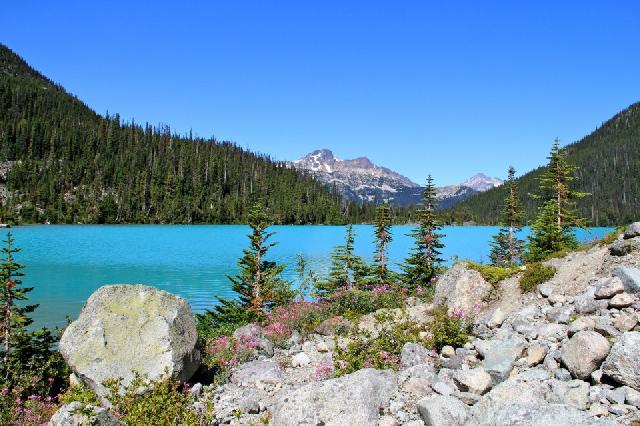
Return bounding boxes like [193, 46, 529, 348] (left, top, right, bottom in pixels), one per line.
[0, 44, 368, 225]
[443, 103, 640, 226]
[290, 149, 502, 208]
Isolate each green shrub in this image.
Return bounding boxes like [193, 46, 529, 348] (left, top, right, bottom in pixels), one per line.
[333, 316, 423, 376]
[428, 306, 471, 351]
[103, 373, 212, 426]
[519, 263, 556, 292]
[60, 383, 100, 406]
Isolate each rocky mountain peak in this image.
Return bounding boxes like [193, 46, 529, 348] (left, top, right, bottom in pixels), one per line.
[461, 173, 503, 192]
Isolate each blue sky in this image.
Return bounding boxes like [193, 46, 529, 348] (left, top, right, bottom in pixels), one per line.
[2, 1, 639, 185]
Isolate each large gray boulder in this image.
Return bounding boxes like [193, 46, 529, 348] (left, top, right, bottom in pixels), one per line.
[48, 402, 120, 426]
[59, 285, 200, 396]
[434, 263, 490, 315]
[417, 395, 469, 426]
[602, 332, 640, 390]
[560, 331, 610, 380]
[271, 369, 397, 426]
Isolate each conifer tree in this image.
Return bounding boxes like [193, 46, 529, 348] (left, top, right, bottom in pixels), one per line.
[489, 166, 525, 267]
[227, 203, 294, 315]
[402, 175, 445, 289]
[0, 232, 34, 377]
[527, 140, 589, 261]
[373, 203, 393, 283]
[317, 225, 368, 295]
[0, 233, 65, 394]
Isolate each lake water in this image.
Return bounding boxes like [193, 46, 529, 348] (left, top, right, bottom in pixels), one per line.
[4, 225, 612, 329]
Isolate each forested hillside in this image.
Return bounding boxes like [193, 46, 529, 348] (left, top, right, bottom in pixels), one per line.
[0, 44, 378, 225]
[443, 103, 640, 226]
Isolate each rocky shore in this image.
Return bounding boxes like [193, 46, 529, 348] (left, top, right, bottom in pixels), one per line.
[51, 223, 640, 425]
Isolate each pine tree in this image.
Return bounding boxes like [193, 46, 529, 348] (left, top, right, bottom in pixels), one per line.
[0, 232, 35, 378]
[0, 233, 66, 395]
[227, 203, 294, 315]
[373, 203, 393, 283]
[402, 175, 445, 290]
[317, 225, 368, 296]
[527, 140, 589, 261]
[489, 166, 525, 267]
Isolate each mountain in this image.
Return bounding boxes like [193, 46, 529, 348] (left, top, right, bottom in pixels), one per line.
[290, 150, 502, 208]
[443, 102, 640, 226]
[0, 44, 371, 225]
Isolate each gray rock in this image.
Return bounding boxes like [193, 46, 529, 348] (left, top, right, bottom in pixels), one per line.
[233, 323, 274, 356]
[609, 293, 635, 308]
[574, 287, 607, 314]
[560, 331, 611, 380]
[453, 367, 493, 395]
[271, 369, 397, 426]
[568, 316, 596, 335]
[433, 263, 490, 315]
[551, 379, 590, 410]
[624, 222, 640, 239]
[615, 267, 640, 294]
[476, 335, 525, 383]
[555, 368, 572, 381]
[614, 313, 638, 332]
[231, 360, 285, 386]
[602, 332, 640, 390]
[401, 342, 432, 369]
[441, 345, 456, 358]
[594, 317, 621, 338]
[594, 277, 625, 299]
[59, 285, 200, 396]
[416, 395, 469, 426]
[610, 239, 640, 256]
[547, 305, 574, 324]
[48, 402, 121, 426]
[472, 400, 614, 425]
[607, 386, 627, 404]
[626, 386, 640, 407]
[239, 398, 261, 414]
[432, 381, 455, 396]
[526, 344, 546, 367]
[291, 351, 311, 367]
[536, 323, 568, 342]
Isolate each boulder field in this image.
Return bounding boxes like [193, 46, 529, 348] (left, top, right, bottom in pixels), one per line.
[51, 224, 640, 425]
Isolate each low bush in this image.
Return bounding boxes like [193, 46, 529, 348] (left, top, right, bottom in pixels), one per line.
[519, 263, 556, 292]
[103, 373, 212, 426]
[333, 314, 423, 376]
[428, 306, 472, 351]
[203, 334, 259, 371]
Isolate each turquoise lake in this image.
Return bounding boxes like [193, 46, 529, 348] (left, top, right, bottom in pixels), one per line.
[4, 225, 612, 329]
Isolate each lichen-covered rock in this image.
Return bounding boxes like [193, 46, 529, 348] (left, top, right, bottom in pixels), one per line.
[560, 331, 610, 380]
[271, 369, 396, 426]
[48, 402, 121, 426]
[434, 263, 490, 315]
[417, 395, 469, 426]
[602, 332, 640, 390]
[594, 277, 625, 299]
[59, 285, 200, 396]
